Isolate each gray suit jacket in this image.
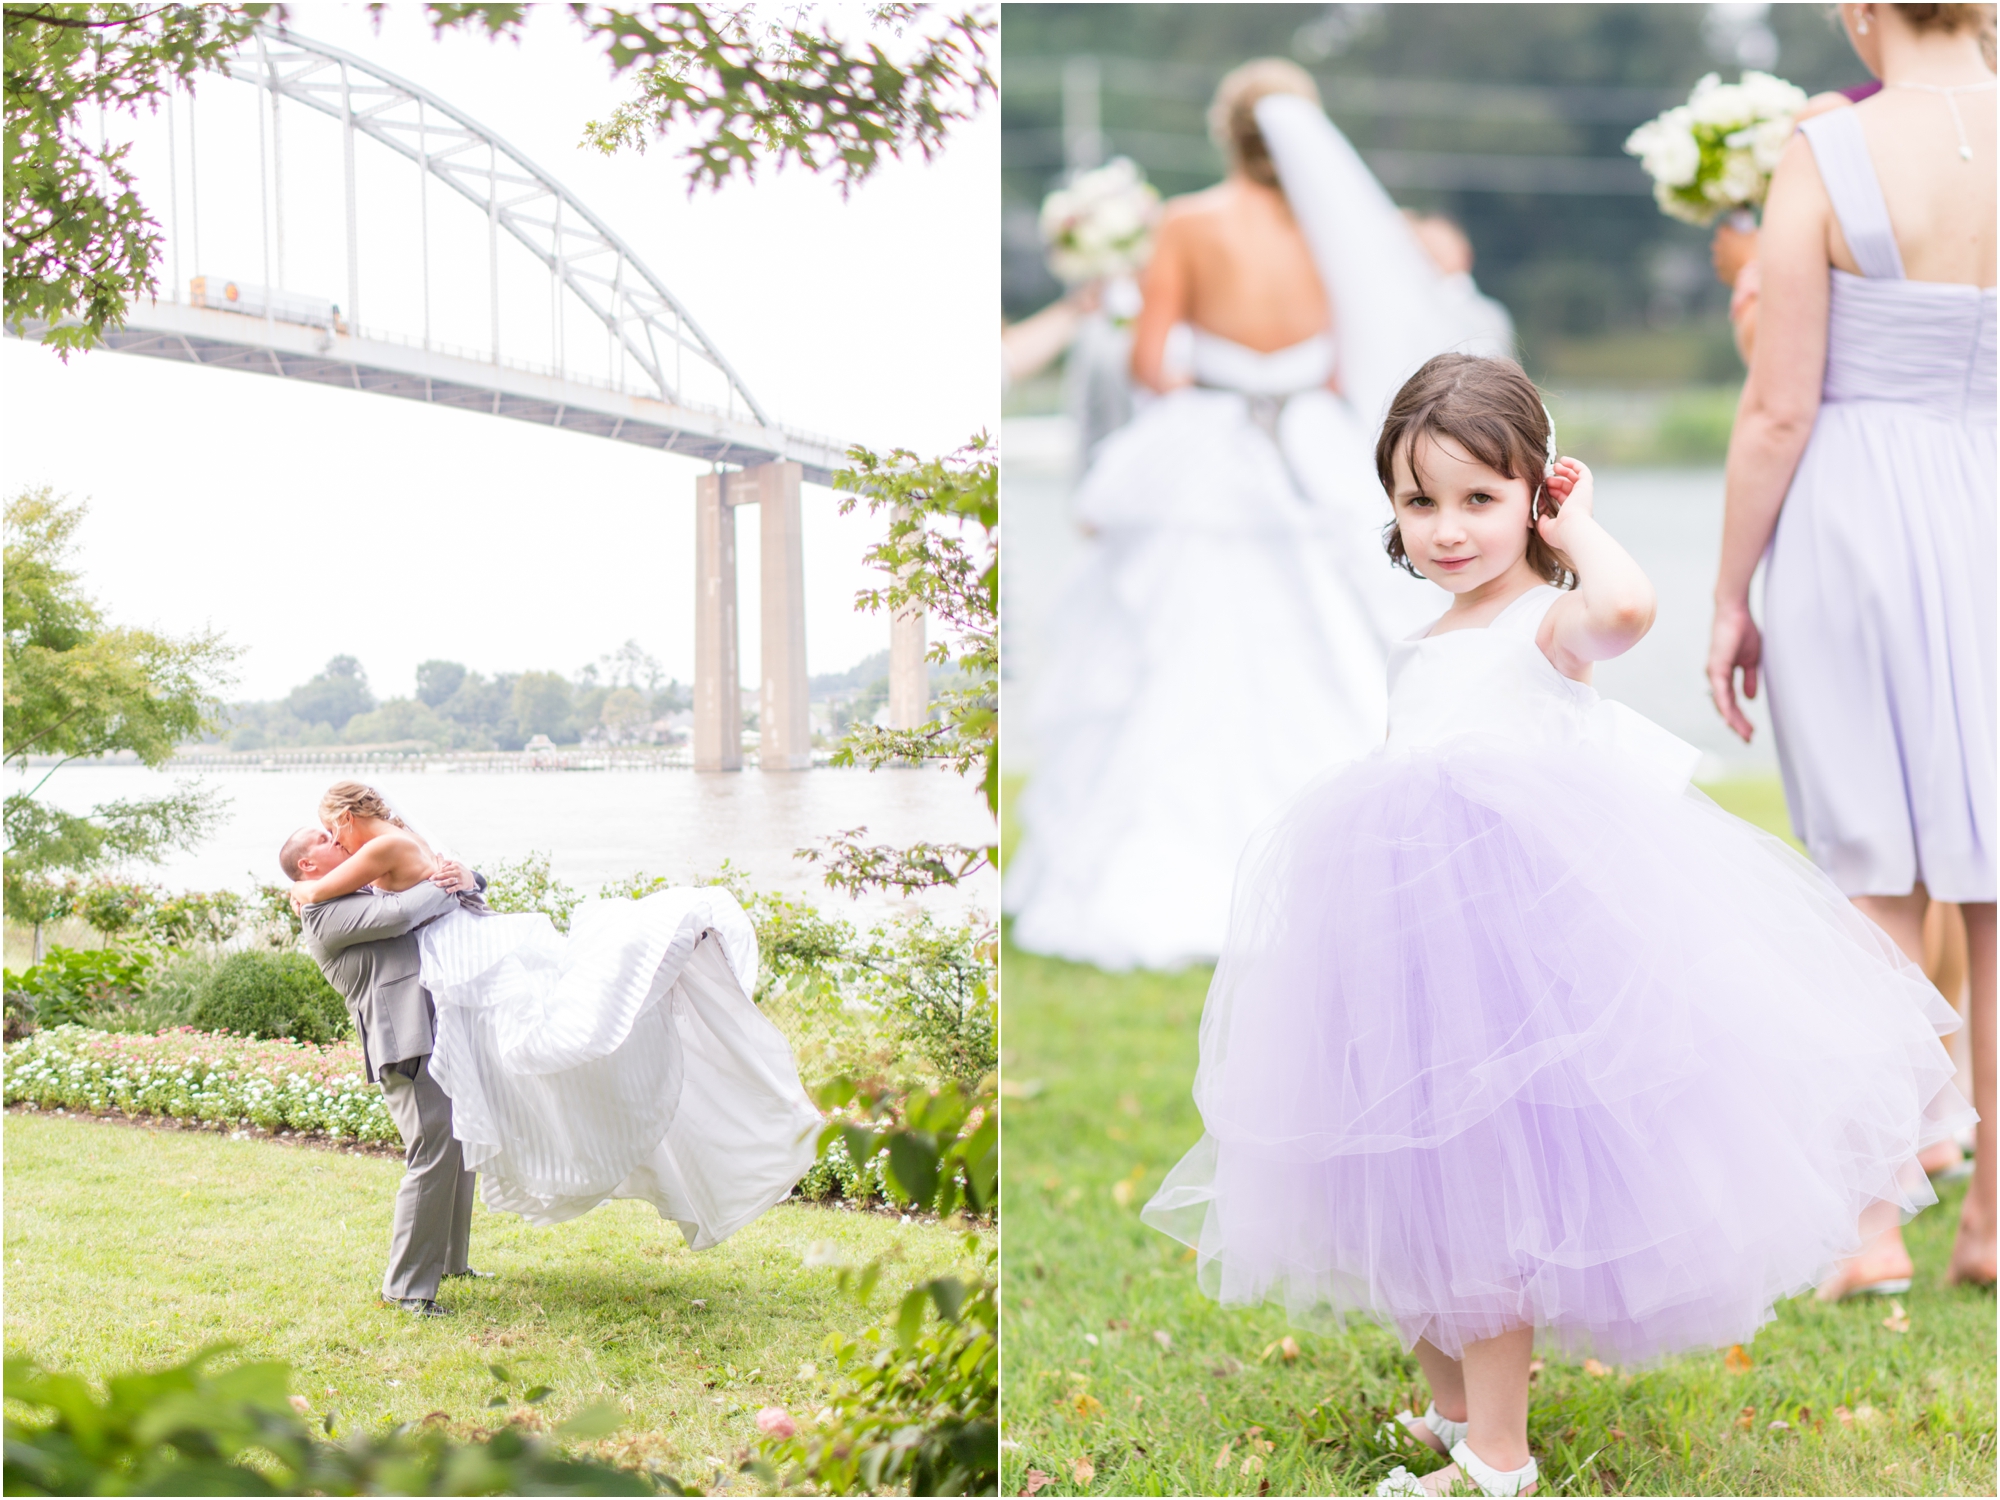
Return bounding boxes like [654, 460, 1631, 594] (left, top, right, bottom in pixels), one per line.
[301, 882, 458, 1083]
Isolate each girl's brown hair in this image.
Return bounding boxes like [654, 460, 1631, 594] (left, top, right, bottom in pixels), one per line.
[1374, 353, 1576, 589]
[319, 780, 409, 831]
[1208, 59, 1321, 188]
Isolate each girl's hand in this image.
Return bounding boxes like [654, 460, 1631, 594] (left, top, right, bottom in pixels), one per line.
[1535, 457, 1594, 547]
[1706, 599, 1763, 743]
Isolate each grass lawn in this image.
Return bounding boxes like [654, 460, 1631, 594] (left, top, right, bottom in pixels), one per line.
[997, 773, 1995, 1496]
[4, 1111, 981, 1492]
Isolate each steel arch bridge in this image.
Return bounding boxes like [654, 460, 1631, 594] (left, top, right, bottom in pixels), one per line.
[9, 23, 927, 769]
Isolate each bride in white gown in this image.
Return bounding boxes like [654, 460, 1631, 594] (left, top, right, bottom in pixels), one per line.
[1006, 60, 1499, 972]
[291, 783, 820, 1249]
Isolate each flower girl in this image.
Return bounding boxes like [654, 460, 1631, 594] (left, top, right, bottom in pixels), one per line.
[1142, 354, 1972, 1498]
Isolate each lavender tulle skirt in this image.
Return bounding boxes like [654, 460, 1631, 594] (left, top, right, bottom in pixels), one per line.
[1142, 738, 1972, 1364]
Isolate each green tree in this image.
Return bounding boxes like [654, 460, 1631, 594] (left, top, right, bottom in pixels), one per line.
[3, 2, 266, 357]
[799, 437, 997, 897]
[600, 686, 651, 743]
[413, 657, 466, 707]
[9, 3, 992, 354]
[284, 655, 374, 732]
[3, 488, 235, 918]
[511, 670, 573, 742]
[339, 696, 450, 747]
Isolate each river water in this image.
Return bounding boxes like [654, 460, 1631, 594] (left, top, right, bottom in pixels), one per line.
[12, 763, 995, 927]
[1000, 414, 1778, 777]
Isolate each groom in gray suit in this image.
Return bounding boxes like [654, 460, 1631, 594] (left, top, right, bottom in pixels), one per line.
[280, 826, 490, 1318]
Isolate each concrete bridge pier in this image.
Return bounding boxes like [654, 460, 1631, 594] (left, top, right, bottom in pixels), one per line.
[693, 460, 812, 772]
[692, 468, 744, 772]
[889, 606, 928, 729]
[694, 462, 933, 769]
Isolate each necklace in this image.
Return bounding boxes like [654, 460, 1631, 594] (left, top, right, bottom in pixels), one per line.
[1888, 78, 1996, 161]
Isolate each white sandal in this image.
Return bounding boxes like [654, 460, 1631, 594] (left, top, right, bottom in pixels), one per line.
[1374, 1441, 1539, 1498]
[1451, 1440, 1539, 1497]
[1394, 1403, 1469, 1456]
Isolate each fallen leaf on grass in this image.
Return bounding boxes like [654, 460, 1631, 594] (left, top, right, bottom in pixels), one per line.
[1736, 1406, 1757, 1432]
[1211, 1356, 1245, 1378]
[1068, 1392, 1105, 1420]
[1072, 1456, 1096, 1485]
[1215, 1441, 1234, 1471]
[1583, 1359, 1613, 1377]
[1107, 1318, 1131, 1332]
[1240, 1454, 1266, 1476]
[1608, 1428, 1629, 1441]
[1258, 1337, 1301, 1364]
[1111, 1180, 1135, 1207]
[1019, 1469, 1052, 1497]
[1881, 1301, 1910, 1333]
[1767, 1421, 1791, 1433]
[1153, 1330, 1173, 1351]
[1723, 1344, 1753, 1374]
[1527, 1359, 1545, 1384]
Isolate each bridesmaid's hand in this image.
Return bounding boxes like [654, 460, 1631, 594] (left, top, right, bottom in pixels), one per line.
[1707, 600, 1762, 743]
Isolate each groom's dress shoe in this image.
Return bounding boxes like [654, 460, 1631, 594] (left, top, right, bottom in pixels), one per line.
[392, 1297, 453, 1318]
[443, 1268, 495, 1280]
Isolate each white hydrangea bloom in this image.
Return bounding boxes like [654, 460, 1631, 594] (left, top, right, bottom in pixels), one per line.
[1625, 109, 1702, 187]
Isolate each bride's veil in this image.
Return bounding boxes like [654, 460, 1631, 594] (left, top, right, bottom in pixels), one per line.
[1256, 93, 1469, 432]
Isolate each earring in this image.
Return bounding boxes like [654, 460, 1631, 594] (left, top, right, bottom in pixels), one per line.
[1857, 7, 1869, 33]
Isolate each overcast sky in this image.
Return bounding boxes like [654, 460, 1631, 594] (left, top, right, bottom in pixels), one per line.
[2, 3, 998, 704]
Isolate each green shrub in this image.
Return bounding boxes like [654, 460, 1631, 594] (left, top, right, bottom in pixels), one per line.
[73, 880, 158, 944]
[3, 1349, 669, 1496]
[149, 889, 247, 948]
[186, 951, 351, 1044]
[3, 947, 155, 1028]
[128, 949, 221, 1032]
[749, 1242, 997, 1496]
[486, 851, 580, 933]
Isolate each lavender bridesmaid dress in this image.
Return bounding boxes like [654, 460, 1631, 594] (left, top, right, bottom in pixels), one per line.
[1761, 108, 1997, 902]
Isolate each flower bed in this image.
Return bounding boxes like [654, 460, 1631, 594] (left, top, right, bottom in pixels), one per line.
[3, 1025, 396, 1144]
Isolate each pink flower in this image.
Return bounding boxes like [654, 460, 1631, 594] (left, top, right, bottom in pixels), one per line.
[754, 1407, 797, 1440]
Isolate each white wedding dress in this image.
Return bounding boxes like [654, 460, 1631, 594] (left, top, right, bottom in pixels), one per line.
[417, 887, 820, 1249]
[1006, 95, 1490, 972]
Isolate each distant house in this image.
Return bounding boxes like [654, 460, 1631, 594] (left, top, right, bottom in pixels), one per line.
[523, 734, 557, 753]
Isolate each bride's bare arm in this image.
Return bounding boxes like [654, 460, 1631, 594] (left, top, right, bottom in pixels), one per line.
[292, 832, 430, 907]
[1130, 211, 1194, 393]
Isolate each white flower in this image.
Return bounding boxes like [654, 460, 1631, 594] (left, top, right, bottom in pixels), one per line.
[1655, 177, 1712, 226]
[1740, 69, 1810, 119]
[1713, 149, 1764, 205]
[1626, 110, 1702, 188]
[1041, 156, 1162, 284]
[1731, 115, 1796, 174]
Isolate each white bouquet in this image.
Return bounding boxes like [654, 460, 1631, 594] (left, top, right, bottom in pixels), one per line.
[1039, 157, 1163, 285]
[1624, 70, 1810, 226]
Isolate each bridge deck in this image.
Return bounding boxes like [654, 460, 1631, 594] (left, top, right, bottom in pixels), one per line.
[12, 302, 847, 486]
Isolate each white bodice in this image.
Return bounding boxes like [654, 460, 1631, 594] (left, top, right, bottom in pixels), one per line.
[1386, 584, 1701, 792]
[1189, 329, 1336, 395]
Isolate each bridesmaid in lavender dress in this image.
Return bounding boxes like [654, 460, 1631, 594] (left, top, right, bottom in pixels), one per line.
[1707, 1, 1995, 1293]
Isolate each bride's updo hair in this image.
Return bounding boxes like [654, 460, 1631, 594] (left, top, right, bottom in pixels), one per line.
[319, 779, 408, 831]
[1375, 353, 1577, 590]
[1209, 59, 1321, 188]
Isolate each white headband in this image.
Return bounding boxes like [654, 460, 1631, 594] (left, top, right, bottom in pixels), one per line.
[1541, 401, 1558, 476]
